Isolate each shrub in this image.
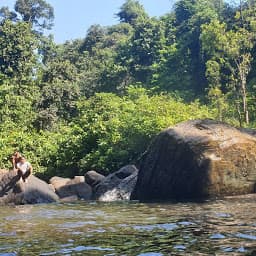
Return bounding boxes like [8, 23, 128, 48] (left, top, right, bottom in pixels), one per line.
[53, 88, 214, 175]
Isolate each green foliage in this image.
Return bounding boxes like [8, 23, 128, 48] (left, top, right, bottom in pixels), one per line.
[201, 17, 255, 125]
[52, 88, 213, 175]
[0, 123, 68, 179]
[0, 82, 39, 126]
[117, 0, 148, 25]
[0, 0, 54, 34]
[14, 0, 54, 31]
[0, 20, 38, 82]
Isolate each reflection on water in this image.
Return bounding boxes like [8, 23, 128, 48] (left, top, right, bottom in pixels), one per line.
[0, 194, 256, 255]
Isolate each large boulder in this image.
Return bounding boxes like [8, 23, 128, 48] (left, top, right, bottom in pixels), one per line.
[19, 175, 59, 204]
[94, 165, 138, 201]
[131, 119, 256, 201]
[50, 176, 92, 200]
[0, 170, 59, 204]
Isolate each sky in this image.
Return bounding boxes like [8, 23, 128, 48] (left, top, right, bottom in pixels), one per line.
[1, 0, 176, 43]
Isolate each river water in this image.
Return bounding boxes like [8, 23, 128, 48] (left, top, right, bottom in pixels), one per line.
[0, 195, 256, 256]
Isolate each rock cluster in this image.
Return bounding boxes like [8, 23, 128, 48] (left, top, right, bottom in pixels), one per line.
[0, 165, 138, 205]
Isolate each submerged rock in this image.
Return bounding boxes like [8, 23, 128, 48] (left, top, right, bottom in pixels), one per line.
[94, 165, 138, 201]
[131, 119, 256, 201]
[0, 170, 59, 204]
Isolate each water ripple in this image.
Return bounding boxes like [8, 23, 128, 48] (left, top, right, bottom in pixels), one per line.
[1, 195, 256, 255]
[235, 233, 256, 240]
[133, 223, 178, 231]
[210, 233, 226, 239]
[40, 245, 115, 255]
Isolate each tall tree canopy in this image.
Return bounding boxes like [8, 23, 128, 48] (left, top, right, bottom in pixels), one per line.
[15, 0, 54, 31]
[0, 0, 54, 33]
[117, 0, 148, 25]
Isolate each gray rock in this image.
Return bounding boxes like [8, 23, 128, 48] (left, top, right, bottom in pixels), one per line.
[94, 165, 138, 201]
[19, 175, 59, 204]
[131, 119, 256, 201]
[50, 176, 92, 200]
[0, 169, 20, 197]
[85, 170, 105, 187]
[49, 176, 71, 191]
[97, 171, 138, 201]
[0, 170, 59, 204]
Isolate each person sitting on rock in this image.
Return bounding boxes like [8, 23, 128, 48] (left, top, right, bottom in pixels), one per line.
[16, 156, 32, 183]
[10, 151, 22, 170]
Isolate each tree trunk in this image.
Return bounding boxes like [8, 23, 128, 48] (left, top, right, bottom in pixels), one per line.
[240, 64, 249, 125]
[236, 99, 242, 128]
[236, 53, 251, 126]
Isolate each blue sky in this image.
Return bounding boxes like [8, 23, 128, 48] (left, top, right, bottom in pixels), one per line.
[1, 0, 176, 43]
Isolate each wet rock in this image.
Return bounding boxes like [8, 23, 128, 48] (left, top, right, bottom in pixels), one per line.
[94, 165, 138, 201]
[60, 195, 79, 203]
[131, 119, 256, 201]
[97, 171, 138, 202]
[50, 176, 92, 200]
[85, 170, 105, 187]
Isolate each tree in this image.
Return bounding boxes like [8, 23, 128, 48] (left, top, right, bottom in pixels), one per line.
[0, 20, 38, 84]
[14, 0, 54, 32]
[79, 25, 107, 54]
[205, 60, 227, 121]
[173, 0, 220, 92]
[0, 7, 18, 23]
[0, 82, 39, 128]
[36, 40, 81, 129]
[114, 17, 166, 86]
[117, 0, 148, 26]
[201, 19, 255, 125]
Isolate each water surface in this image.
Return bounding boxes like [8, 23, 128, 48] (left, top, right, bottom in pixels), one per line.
[0, 195, 256, 255]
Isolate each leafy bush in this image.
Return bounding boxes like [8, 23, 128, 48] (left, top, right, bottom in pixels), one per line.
[52, 88, 214, 175]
